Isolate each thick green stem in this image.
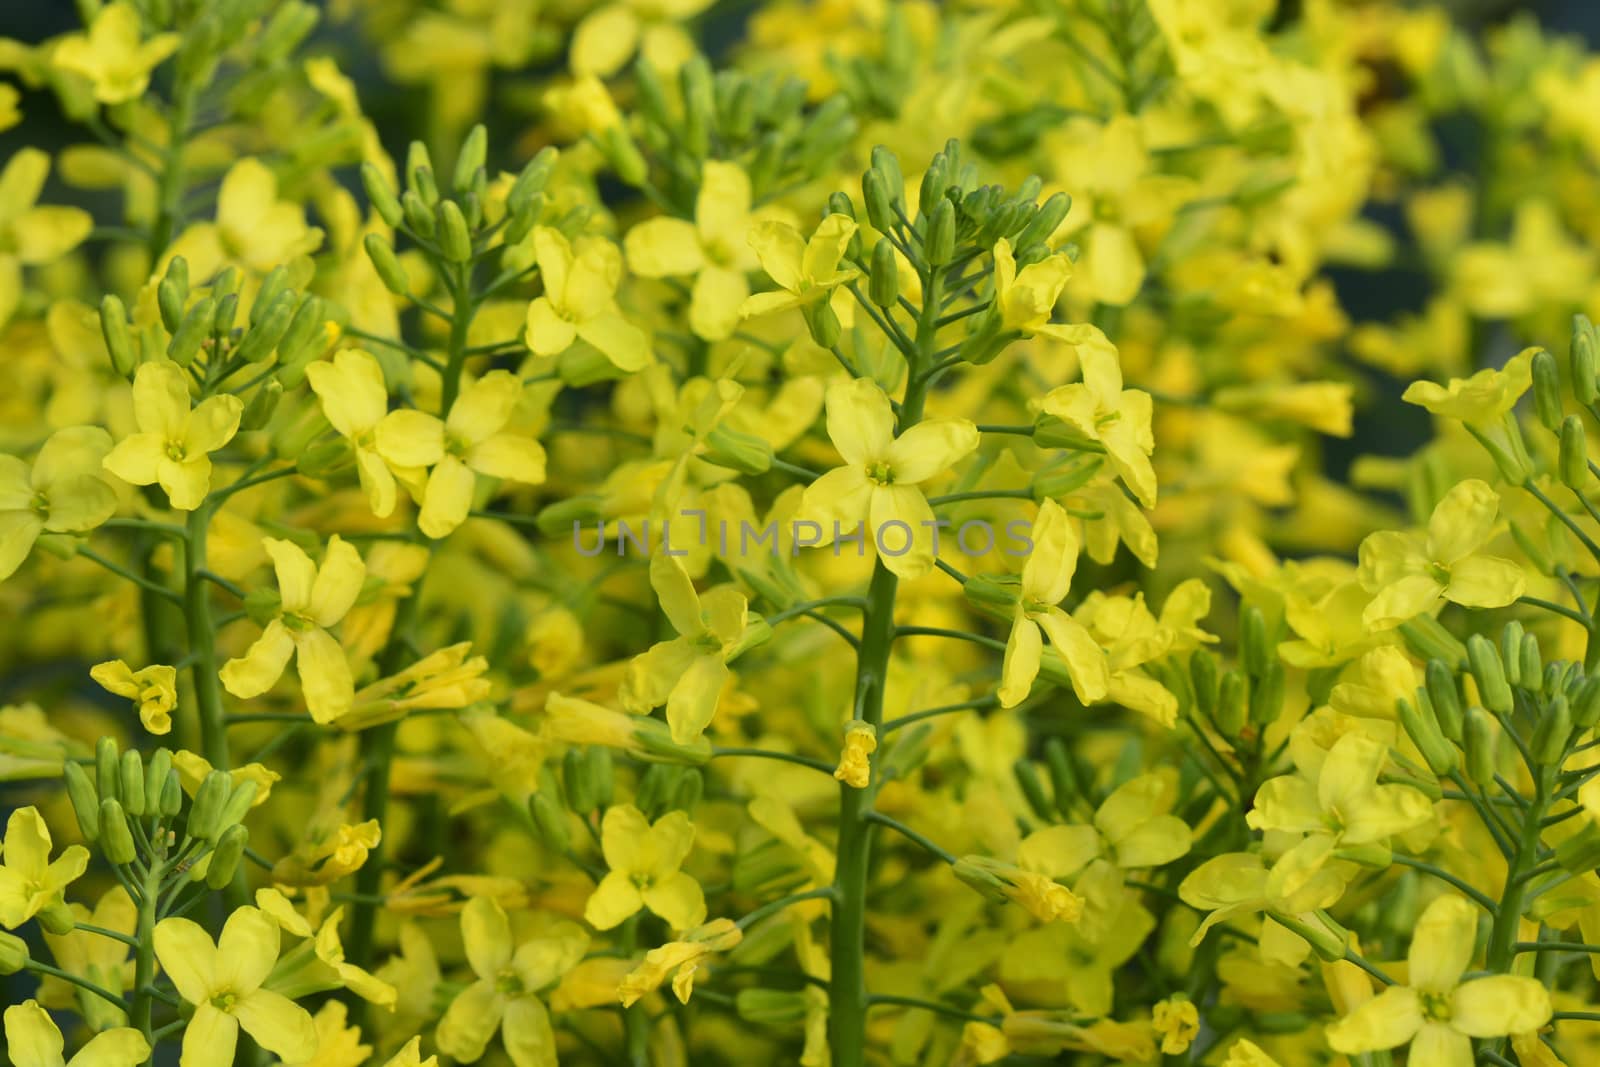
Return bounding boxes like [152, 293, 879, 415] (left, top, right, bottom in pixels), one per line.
[828, 271, 939, 1067]
[130, 866, 161, 1064]
[149, 88, 194, 262]
[184, 507, 229, 771]
[1488, 779, 1551, 973]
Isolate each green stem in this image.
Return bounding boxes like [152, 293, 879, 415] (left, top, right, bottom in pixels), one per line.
[149, 87, 194, 261]
[184, 507, 229, 771]
[130, 864, 161, 1063]
[1487, 778, 1551, 973]
[710, 746, 834, 774]
[828, 268, 939, 1067]
[24, 960, 128, 1014]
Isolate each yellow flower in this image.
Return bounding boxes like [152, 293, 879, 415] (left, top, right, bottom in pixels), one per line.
[1357, 479, 1525, 629]
[153, 906, 318, 1067]
[619, 552, 767, 743]
[0, 807, 89, 929]
[170, 751, 281, 807]
[253, 890, 397, 1008]
[305, 349, 440, 519]
[39, 888, 135, 1032]
[569, 0, 711, 77]
[0, 149, 94, 326]
[269, 820, 381, 887]
[0, 427, 117, 581]
[524, 228, 650, 372]
[89, 659, 178, 734]
[435, 896, 588, 1067]
[278, 1001, 369, 1067]
[1036, 329, 1157, 507]
[1222, 1039, 1283, 1066]
[585, 804, 706, 932]
[51, 2, 179, 105]
[1401, 346, 1534, 426]
[1152, 993, 1199, 1054]
[739, 214, 860, 318]
[956, 854, 1084, 924]
[800, 377, 979, 579]
[396, 370, 547, 539]
[102, 360, 243, 511]
[625, 161, 761, 340]
[380, 1037, 438, 1067]
[832, 720, 877, 788]
[992, 238, 1072, 335]
[166, 158, 323, 276]
[1247, 732, 1433, 862]
[1178, 847, 1347, 964]
[618, 918, 743, 1007]
[2, 999, 148, 1067]
[997, 499, 1110, 708]
[219, 536, 366, 723]
[1326, 895, 1552, 1061]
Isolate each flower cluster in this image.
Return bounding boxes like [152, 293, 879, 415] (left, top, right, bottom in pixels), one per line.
[6, 2, 1600, 1066]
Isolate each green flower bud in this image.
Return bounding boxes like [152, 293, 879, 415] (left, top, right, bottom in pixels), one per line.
[240, 380, 283, 433]
[1532, 348, 1563, 431]
[869, 238, 899, 309]
[160, 771, 182, 817]
[119, 749, 146, 817]
[1463, 707, 1497, 787]
[96, 736, 120, 805]
[1014, 191, 1071, 249]
[681, 56, 716, 160]
[145, 749, 172, 806]
[1029, 455, 1103, 498]
[99, 295, 137, 376]
[1561, 415, 1589, 490]
[218, 780, 258, 830]
[1466, 634, 1512, 714]
[1240, 606, 1271, 678]
[951, 856, 1010, 902]
[256, 2, 317, 63]
[599, 127, 648, 187]
[670, 768, 704, 813]
[235, 292, 296, 363]
[919, 157, 950, 218]
[212, 292, 239, 337]
[1249, 661, 1284, 727]
[1042, 737, 1081, 818]
[158, 260, 188, 333]
[408, 147, 438, 207]
[1574, 315, 1599, 406]
[631, 718, 712, 766]
[1574, 675, 1600, 730]
[1216, 671, 1248, 737]
[634, 765, 671, 820]
[510, 148, 559, 216]
[437, 201, 472, 263]
[100, 798, 137, 866]
[1500, 621, 1525, 687]
[563, 748, 596, 815]
[634, 58, 671, 130]
[206, 824, 249, 890]
[862, 168, 895, 233]
[167, 296, 216, 367]
[297, 439, 352, 478]
[37, 900, 76, 937]
[454, 124, 488, 197]
[0, 930, 28, 974]
[870, 146, 904, 209]
[189, 770, 232, 842]
[1520, 633, 1544, 696]
[737, 989, 809, 1026]
[804, 300, 841, 349]
[1534, 694, 1572, 766]
[402, 189, 435, 237]
[361, 162, 404, 227]
[530, 791, 571, 853]
[1190, 650, 1219, 722]
[962, 576, 1019, 619]
[1397, 695, 1457, 777]
[702, 427, 773, 475]
[535, 495, 602, 538]
[1014, 759, 1054, 821]
[956, 306, 1008, 365]
[1556, 821, 1600, 874]
[64, 760, 99, 842]
[1398, 615, 1468, 669]
[1425, 659, 1463, 742]
[732, 840, 807, 896]
[924, 198, 956, 266]
[364, 233, 409, 294]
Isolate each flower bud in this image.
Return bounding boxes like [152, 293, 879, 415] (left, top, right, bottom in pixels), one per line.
[1574, 315, 1599, 405]
[1397, 695, 1457, 776]
[361, 162, 404, 227]
[1240, 606, 1271, 678]
[206, 824, 248, 890]
[510, 147, 558, 216]
[160, 770, 182, 816]
[402, 189, 435, 237]
[167, 296, 216, 367]
[437, 201, 473, 262]
[64, 760, 99, 841]
[235, 291, 296, 363]
[100, 295, 137, 375]
[530, 791, 570, 853]
[1424, 660, 1463, 742]
[1556, 822, 1600, 873]
[297, 439, 352, 478]
[702, 427, 773, 475]
[96, 736, 120, 804]
[188, 770, 232, 842]
[100, 798, 137, 865]
[1249, 661, 1284, 726]
[1532, 348, 1563, 432]
[145, 748, 172, 804]
[218, 779, 258, 830]
[1561, 415, 1589, 490]
[1043, 737, 1081, 818]
[804, 300, 841, 349]
[1463, 706, 1497, 787]
[1014, 191, 1071, 250]
[737, 989, 809, 1026]
[1520, 633, 1543, 696]
[862, 168, 895, 233]
[1013, 759, 1054, 821]
[0, 931, 28, 974]
[454, 124, 488, 196]
[1533, 694, 1572, 766]
[681, 56, 715, 159]
[869, 238, 898, 309]
[563, 748, 597, 815]
[1216, 671, 1248, 737]
[364, 233, 409, 294]
[158, 259, 189, 333]
[407, 142, 438, 206]
[670, 768, 704, 812]
[213, 292, 239, 336]
[1573, 675, 1600, 730]
[1398, 615, 1468, 669]
[120, 749, 146, 817]
[37, 900, 76, 937]
[240, 380, 283, 432]
[1500, 621, 1525, 687]
[1466, 634, 1513, 714]
[1190, 650, 1218, 722]
[925, 198, 956, 266]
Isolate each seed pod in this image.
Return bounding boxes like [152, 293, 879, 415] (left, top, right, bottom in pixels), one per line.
[206, 824, 248, 889]
[167, 296, 215, 367]
[1014, 760, 1054, 821]
[1425, 660, 1463, 742]
[1240, 606, 1270, 677]
[96, 736, 120, 805]
[160, 771, 182, 816]
[862, 168, 895, 232]
[1463, 707, 1497, 787]
[361, 162, 404, 227]
[1561, 416, 1589, 490]
[64, 761, 100, 841]
[1216, 671, 1248, 737]
[1465, 633, 1510, 716]
[1249, 661, 1284, 726]
[1397, 695, 1457, 776]
[925, 198, 956, 266]
[364, 233, 410, 294]
[530, 791, 571, 853]
[1534, 694, 1572, 766]
[100, 799, 137, 866]
[188, 770, 232, 842]
[1190, 650, 1219, 722]
[1043, 737, 1080, 818]
[1533, 348, 1563, 431]
[562, 749, 595, 815]
[868, 238, 899, 309]
[454, 124, 487, 196]
[235, 291, 296, 363]
[119, 749, 146, 817]
[99, 295, 137, 375]
[1500, 622, 1525, 687]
